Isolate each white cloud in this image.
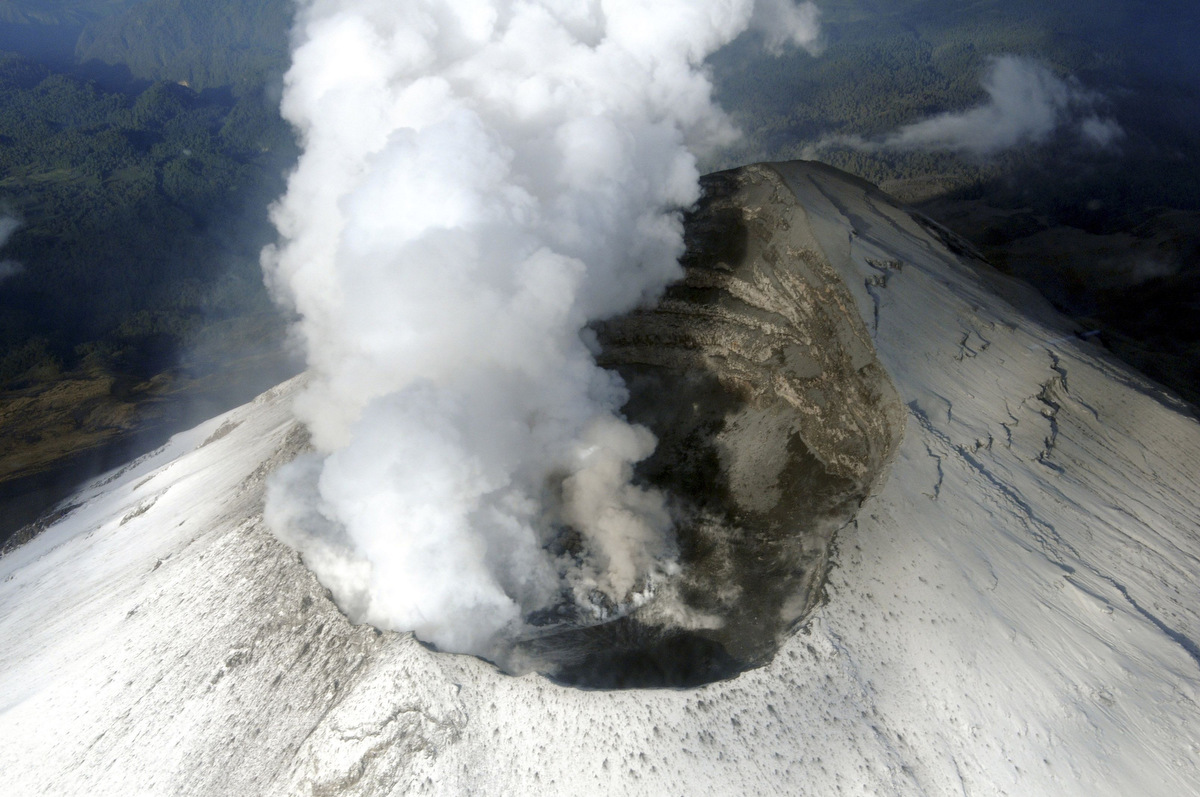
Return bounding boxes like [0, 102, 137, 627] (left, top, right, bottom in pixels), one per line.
[0, 215, 22, 285]
[751, 0, 821, 56]
[0, 215, 18, 244]
[1080, 115, 1125, 148]
[827, 56, 1123, 156]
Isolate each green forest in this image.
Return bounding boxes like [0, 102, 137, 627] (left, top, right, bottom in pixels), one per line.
[0, 0, 299, 530]
[0, 53, 293, 385]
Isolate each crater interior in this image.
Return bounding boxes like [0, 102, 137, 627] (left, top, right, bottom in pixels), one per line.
[517, 165, 906, 688]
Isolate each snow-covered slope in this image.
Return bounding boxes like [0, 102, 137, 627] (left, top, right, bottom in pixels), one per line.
[2, 162, 1199, 796]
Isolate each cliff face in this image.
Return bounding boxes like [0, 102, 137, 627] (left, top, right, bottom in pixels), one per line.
[3, 162, 1200, 797]
[561, 164, 904, 684]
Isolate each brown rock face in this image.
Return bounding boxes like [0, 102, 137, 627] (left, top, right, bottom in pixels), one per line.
[521, 164, 905, 687]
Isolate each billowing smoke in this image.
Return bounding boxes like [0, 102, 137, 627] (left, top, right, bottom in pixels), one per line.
[821, 55, 1123, 156]
[262, 0, 818, 660]
[0, 215, 22, 284]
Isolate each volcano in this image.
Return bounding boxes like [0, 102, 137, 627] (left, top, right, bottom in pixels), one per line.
[2, 162, 1199, 796]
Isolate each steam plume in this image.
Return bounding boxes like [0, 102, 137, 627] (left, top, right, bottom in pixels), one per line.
[262, 0, 818, 659]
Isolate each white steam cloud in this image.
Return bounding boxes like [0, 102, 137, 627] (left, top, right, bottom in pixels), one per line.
[262, 0, 818, 659]
[751, 0, 822, 56]
[0, 215, 23, 284]
[823, 56, 1123, 156]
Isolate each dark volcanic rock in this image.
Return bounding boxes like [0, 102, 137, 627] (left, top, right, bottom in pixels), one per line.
[523, 164, 906, 687]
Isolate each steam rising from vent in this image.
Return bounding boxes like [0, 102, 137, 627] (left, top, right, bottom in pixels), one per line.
[261, 0, 819, 659]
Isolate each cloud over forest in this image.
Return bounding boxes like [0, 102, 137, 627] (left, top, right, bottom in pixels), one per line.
[823, 56, 1123, 156]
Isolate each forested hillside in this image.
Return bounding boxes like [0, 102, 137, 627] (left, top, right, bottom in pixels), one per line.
[0, 54, 291, 383]
[0, 0, 140, 26]
[76, 0, 291, 91]
[0, 6, 295, 537]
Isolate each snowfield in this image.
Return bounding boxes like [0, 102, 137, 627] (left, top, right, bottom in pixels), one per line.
[2, 162, 1198, 796]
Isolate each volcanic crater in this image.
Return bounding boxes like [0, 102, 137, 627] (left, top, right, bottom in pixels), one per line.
[517, 164, 906, 688]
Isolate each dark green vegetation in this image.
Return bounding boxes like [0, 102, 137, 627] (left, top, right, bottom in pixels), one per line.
[711, 0, 1200, 408]
[75, 0, 291, 91]
[0, 55, 291, 386]
[0, 0, 296, 540]
[0, 0, 290, 87]
[0, 1, 140, 66]
[0, 0, 140, 24]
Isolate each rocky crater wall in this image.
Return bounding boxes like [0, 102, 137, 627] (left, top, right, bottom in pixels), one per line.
[524, 164, 906, 687]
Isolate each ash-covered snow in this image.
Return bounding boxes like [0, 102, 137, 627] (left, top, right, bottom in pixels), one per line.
[2, 162, 1199, 796]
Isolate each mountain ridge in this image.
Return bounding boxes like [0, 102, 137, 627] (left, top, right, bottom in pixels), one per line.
[2, 160, 1198, 795]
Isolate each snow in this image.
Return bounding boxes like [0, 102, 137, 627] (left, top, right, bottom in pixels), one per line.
[1, 162, 1198, 796]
